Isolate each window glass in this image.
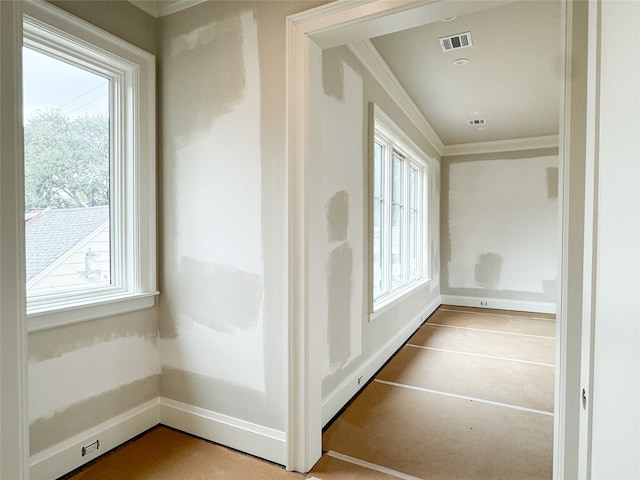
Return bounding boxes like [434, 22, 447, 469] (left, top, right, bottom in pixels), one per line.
[372, 105, 430, 312]
[391, 153, 404, 287]
[23, 47, 112, 295]
[408, 166, 419, 281]
[22, 0, 157, 330]
[373, 141, 385, 296]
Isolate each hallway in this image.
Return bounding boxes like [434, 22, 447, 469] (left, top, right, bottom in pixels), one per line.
[63, 306, 555, 479]
[321, 305, 555, 479]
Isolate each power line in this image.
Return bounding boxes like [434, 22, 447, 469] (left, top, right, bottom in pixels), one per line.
[57, 81, 108, 111]
[66, 92, 108, 115]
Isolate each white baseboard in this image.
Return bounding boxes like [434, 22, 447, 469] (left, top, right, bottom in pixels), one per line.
[321, 297, 440, 427]
[440, 295, 557, 315]
[30, 398, 160, 480]
[159, 397, 287, 466]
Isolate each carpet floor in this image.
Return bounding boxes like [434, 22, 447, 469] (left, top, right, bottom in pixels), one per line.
[62, 305, 555, 479]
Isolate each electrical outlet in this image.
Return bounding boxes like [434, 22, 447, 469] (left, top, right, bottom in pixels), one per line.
[82, 439, 100, 457]
[480, 301, 488, 306]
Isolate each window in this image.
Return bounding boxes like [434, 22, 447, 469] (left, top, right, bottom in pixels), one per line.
[372, 105, 429, 312]
[23, 2, 157, 331]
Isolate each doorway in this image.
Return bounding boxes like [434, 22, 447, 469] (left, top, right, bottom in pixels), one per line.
[286, 0, 586, 477]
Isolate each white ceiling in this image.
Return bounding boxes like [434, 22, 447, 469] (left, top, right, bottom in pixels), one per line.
[130, 0, 562, 148]
[370, 1, 563, 146]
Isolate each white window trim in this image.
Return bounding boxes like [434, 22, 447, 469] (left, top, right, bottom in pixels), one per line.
[370, 104, 431, 317]
[23, 1, 157, 332]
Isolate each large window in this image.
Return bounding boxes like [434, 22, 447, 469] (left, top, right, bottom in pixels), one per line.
[23, 2, 157, 331]
[372, 105, 429, 311]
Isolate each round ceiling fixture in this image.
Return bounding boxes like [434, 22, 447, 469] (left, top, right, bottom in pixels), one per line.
[453, 58, 469, 66]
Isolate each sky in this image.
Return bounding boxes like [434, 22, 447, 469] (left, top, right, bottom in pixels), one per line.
[22, 46, 109, 122]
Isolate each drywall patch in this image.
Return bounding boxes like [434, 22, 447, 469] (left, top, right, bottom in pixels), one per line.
[29, 375, 158, 455]
[327, 243, 353, 368]
[542, 279, 557, 296]
[475, 253, 503, 290]
[322, 47, 345, 102]
[546, 167, 559, 199]
[161, 7, 248, 144]
[431, 242, 440, 278]
[28, 308, 157, 363]
[160, 367, 282, 429]
[326, 190, 349, 242]
[174, 256, 263, 334]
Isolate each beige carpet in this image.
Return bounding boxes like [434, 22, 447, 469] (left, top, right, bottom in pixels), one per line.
[62, 306, 555, 479]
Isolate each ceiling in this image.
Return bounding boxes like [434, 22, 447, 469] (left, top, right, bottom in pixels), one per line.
[370, 1, 563, 147]
[130, 0, 562, 149]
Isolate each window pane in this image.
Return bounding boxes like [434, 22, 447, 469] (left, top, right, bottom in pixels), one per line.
[23, 47, 111, 295]
[409, 167, 418, 280]
[409, 167, 416, 209]
[374, 141, 384, 198]
[409, 208, 418, 280]
[373, 141, 385, 296]
[391, 203, 402, 287]
[392, 153, 403, 203]
[373, 198, 383, 295]
[391, 154, 403, 287]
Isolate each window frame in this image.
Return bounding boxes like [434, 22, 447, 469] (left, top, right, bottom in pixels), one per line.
[23, 1, 157, 332]
[371, 104, 430, 315]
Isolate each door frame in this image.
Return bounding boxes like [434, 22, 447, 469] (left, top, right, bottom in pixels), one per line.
[0, 1, 30, 479]
[285, 0, 587, 476]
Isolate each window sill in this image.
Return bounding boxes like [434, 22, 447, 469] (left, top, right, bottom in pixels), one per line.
[370, 279, 430, 322]
[27, 291, 159, 332]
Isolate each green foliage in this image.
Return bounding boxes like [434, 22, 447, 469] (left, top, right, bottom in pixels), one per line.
[24, 109, 109, 209]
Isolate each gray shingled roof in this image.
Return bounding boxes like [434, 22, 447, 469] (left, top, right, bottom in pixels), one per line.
[25, 205, 109, 282]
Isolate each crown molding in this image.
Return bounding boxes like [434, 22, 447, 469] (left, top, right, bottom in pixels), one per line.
[442, 135, 560, 157]
[348, 39, 445, 156]
[128, 0, 206, 18]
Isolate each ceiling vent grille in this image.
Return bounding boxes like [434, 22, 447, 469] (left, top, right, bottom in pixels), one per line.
[468, 118, 486, 126]
[439, 32, 473, 52]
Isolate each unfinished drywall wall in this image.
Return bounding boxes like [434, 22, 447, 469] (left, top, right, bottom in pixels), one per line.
[28, 309, 159, 455]
[47, 0, 158, 55]
[158, 1, 325, 460]
[441, 150, 559, 311]
[313, 45, 441, 423]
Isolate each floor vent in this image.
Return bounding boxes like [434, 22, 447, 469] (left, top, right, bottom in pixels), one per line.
[439, 32, 473, 52]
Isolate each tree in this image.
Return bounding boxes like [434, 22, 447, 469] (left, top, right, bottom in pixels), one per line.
[24, 109, 109, 210]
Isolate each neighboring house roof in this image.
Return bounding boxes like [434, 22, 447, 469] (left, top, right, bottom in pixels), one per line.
[25, 205, 109, 282]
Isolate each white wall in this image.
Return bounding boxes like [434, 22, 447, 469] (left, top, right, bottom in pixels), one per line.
[442, 151, 559, 312]
[158, 1, 325, 464]
[588, 1, 640, 477]
[313, 46, 441, 425]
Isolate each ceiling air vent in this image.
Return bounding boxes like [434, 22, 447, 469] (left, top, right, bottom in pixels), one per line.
[468, 118, 486, 126]
[439, 32, 473, 52]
